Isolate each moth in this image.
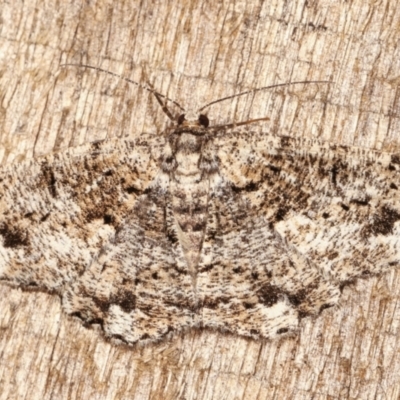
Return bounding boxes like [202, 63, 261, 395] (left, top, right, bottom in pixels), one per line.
[1, 66, 399, 345]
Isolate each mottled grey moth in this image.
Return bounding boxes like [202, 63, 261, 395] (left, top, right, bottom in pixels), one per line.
[1, 67, 399, 345]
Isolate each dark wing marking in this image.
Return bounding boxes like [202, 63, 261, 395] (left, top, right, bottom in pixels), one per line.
[196, 130, 400, 339]
[63, 176, 197, 344]
[0, 135, 162, 291]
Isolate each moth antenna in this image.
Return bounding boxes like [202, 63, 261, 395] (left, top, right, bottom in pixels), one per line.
[60, 63, 186, 121]
[210, 117, 270, 130]
[198, 80, 332, 112]
[145, 81, 178, 122]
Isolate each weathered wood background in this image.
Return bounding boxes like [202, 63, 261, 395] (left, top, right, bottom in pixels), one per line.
[1, 0, 400, 399]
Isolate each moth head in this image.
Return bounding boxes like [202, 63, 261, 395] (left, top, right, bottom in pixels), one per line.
[177, 113, 209, 128]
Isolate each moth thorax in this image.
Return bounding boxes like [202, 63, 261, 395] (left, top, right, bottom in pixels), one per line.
[176, 133, 204, 153]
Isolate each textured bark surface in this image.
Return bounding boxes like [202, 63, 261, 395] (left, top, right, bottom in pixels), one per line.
[1, 0, 400, 399]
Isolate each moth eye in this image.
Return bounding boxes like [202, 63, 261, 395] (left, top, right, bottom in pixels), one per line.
[198, 114, 209, 128]
[177, 114, 186, 125]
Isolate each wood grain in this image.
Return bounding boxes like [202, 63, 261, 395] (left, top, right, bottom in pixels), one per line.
[1, 0, 400, 399]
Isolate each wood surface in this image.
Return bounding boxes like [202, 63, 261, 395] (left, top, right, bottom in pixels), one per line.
[0, 0, 400, 399]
